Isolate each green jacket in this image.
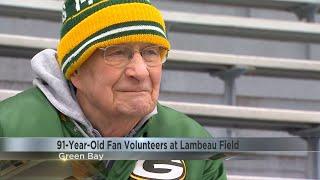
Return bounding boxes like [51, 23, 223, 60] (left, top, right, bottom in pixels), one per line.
[0, 87, 227, 180]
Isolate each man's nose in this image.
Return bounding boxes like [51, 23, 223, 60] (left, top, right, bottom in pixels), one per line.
[124, 52, 149, 81]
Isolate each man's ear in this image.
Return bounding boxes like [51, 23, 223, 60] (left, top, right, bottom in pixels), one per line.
[70, 70, 81, 89]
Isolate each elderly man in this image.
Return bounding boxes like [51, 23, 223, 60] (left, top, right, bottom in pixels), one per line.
[0, 0, 226, 179]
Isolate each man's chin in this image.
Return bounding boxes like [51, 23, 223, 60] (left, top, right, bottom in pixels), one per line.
[115, 100, 155, 117]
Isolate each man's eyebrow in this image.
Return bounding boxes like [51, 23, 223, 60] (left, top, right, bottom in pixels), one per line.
[141, 44, 159, 48]
[126, 43, 157, 49]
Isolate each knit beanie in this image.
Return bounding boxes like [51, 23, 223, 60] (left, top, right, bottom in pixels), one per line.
[57, 0, 170, 79]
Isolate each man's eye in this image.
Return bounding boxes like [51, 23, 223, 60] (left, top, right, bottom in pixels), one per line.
[108, 50, 126, 56]
[144, 49, 159, 56]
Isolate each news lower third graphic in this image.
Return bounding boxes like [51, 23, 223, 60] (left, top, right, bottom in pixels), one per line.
[0, 137, 313, 160]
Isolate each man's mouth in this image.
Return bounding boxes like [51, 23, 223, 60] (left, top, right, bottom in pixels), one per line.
[117, 90, 150, 93]
[116, 88, 150, 92]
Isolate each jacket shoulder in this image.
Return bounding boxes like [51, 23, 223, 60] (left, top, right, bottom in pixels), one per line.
[147, 103, 212, 137]
[0, 87, 64, 137]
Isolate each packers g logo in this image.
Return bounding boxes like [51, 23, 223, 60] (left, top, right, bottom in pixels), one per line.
[130, 160, 186, 180]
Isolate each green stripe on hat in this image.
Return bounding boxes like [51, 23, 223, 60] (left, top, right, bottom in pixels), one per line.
[61, 20, 165, 66]
[61, 22, 167, 74]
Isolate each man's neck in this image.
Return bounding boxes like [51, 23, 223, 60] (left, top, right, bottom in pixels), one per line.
[76, 94, 142, 137]
[90, 114, 141, 137]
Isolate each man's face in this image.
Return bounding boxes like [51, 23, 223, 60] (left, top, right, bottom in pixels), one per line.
[70, 43, 164, 119]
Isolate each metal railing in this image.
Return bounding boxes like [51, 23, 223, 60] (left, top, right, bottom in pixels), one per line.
[171, 0, 320, 21]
